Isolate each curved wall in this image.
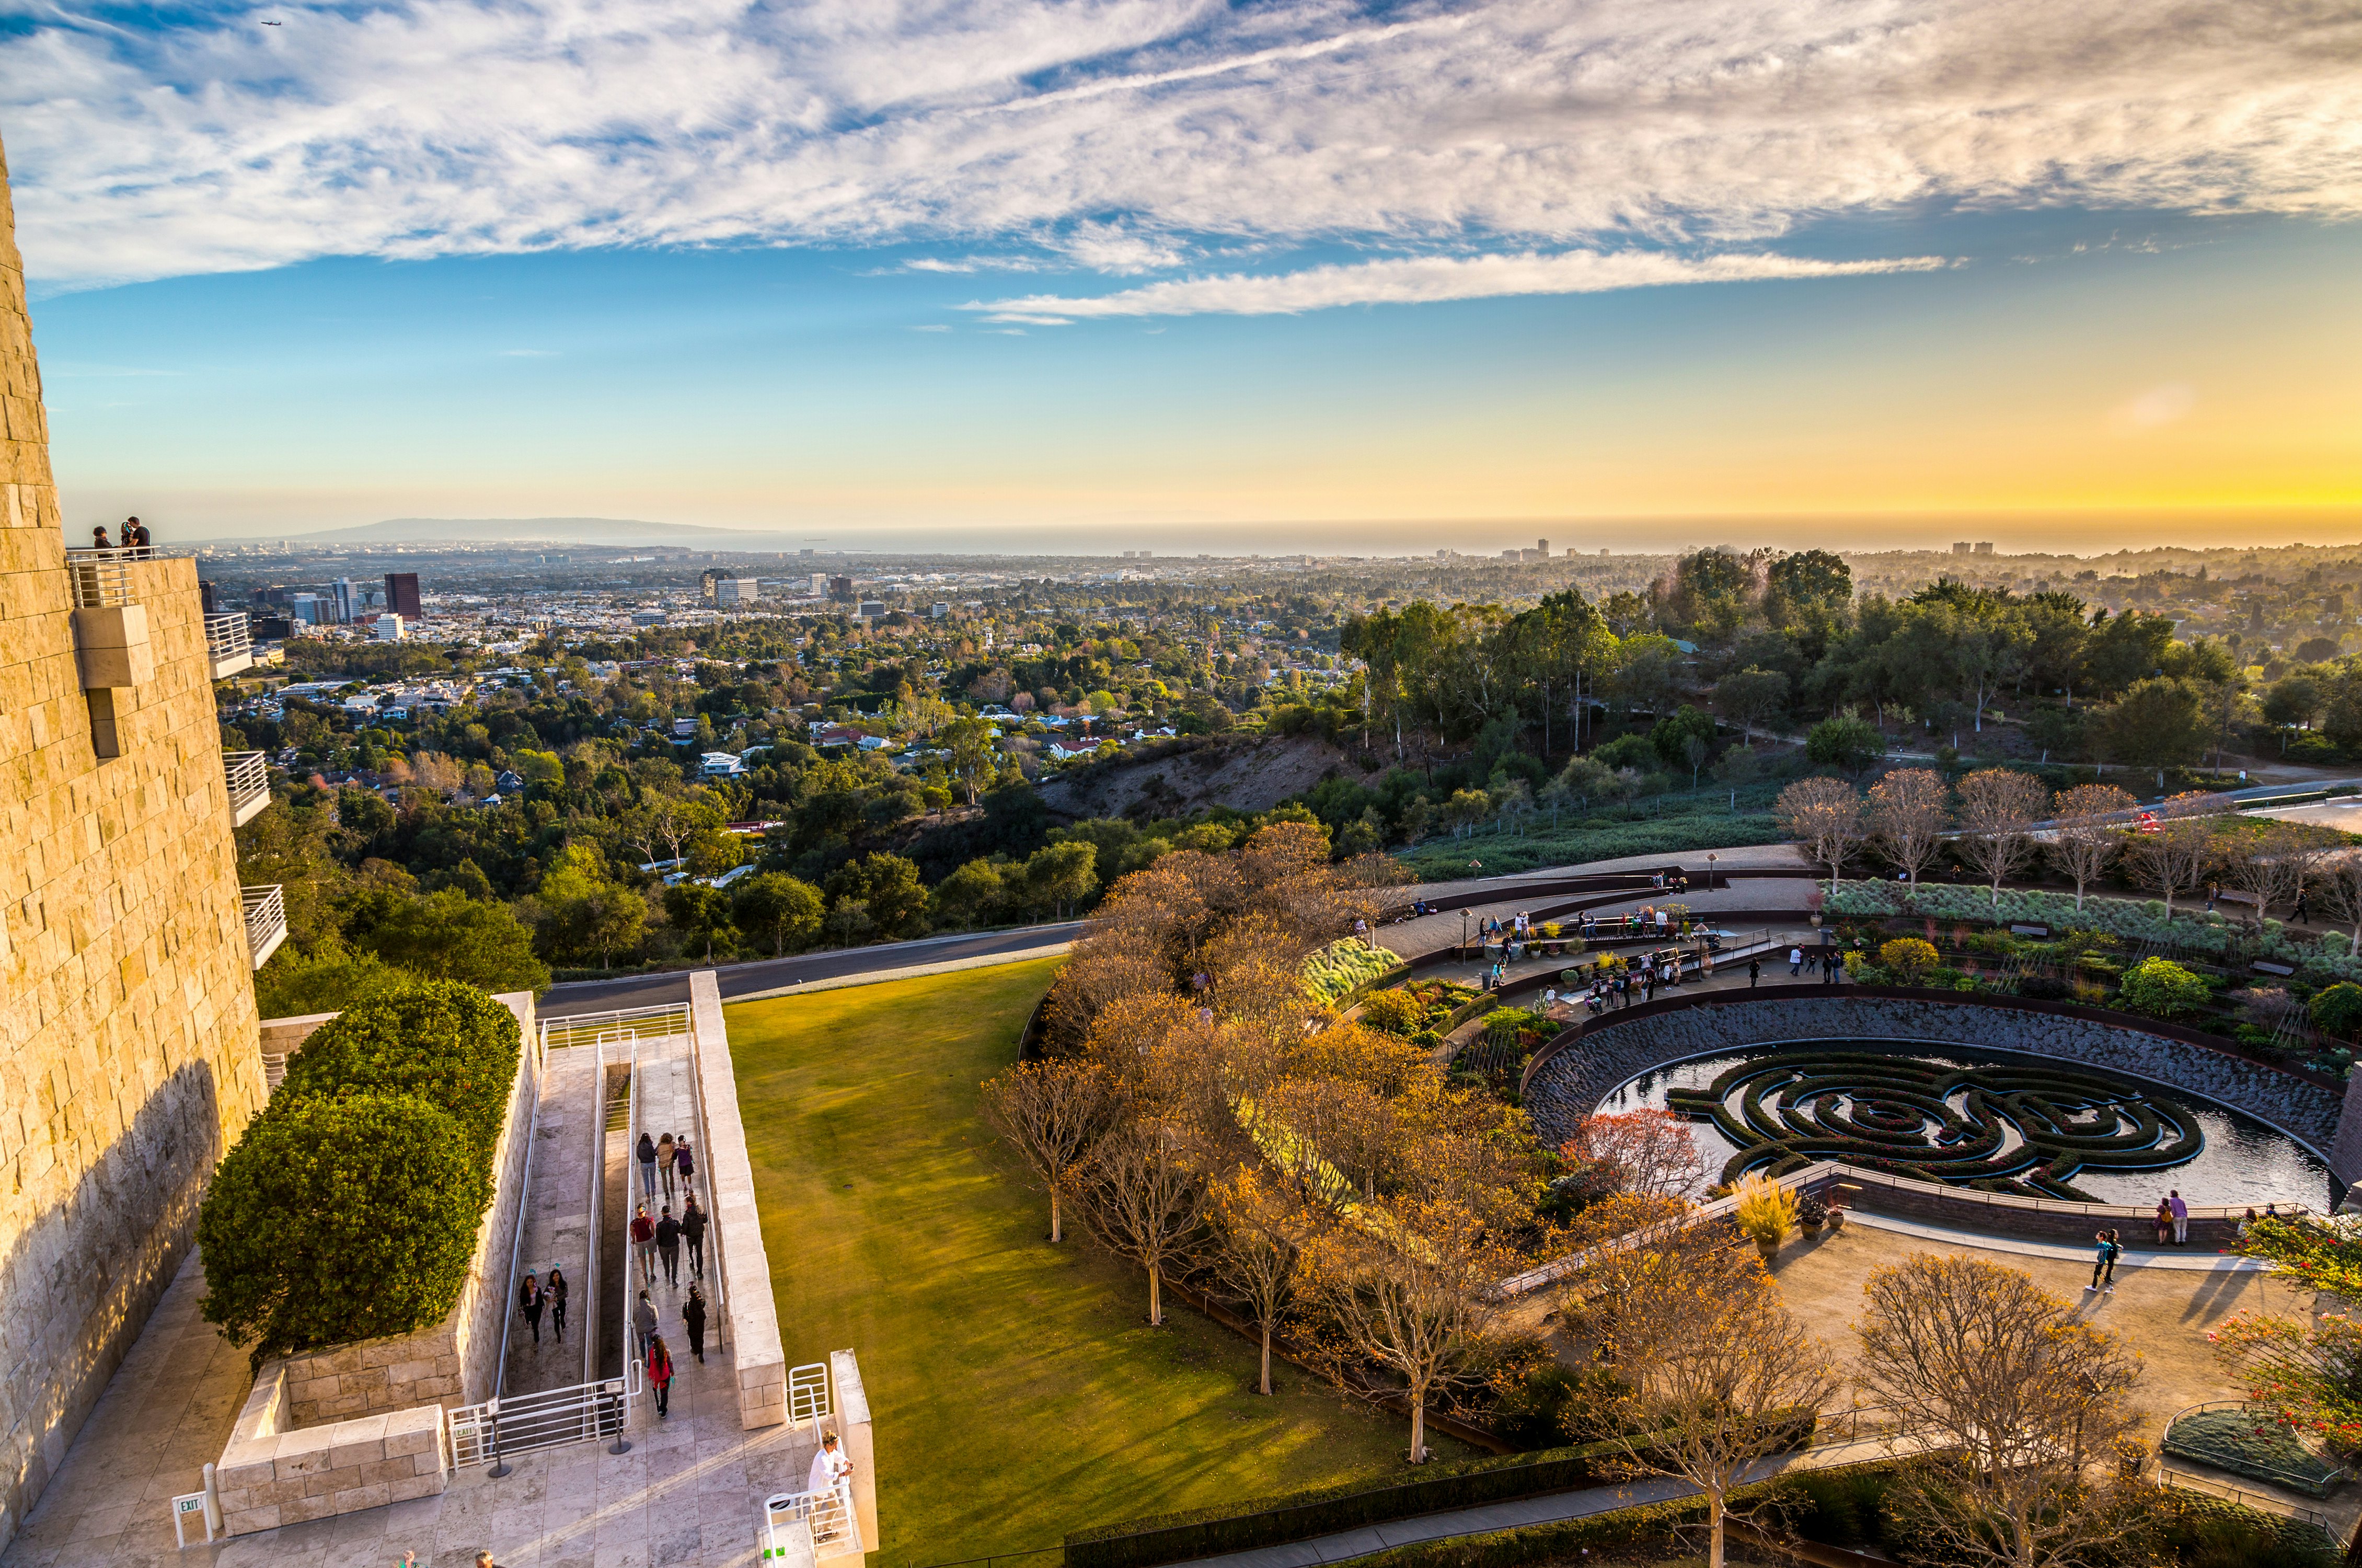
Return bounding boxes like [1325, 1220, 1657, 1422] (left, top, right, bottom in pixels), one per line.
[1520, 988, 2346, 1165]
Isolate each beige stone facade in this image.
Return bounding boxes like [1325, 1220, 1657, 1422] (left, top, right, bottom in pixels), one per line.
[0, 135, 269, 1553]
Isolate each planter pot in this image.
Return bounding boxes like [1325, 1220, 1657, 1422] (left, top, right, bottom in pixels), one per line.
[1799, 1219, 1824, 1238]
[1756, 1238, 1780, 1262]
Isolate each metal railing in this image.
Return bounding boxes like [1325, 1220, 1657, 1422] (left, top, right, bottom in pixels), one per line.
[64, 547, 135, 608]
[2154, 1462, 2333, 1530]
[205, 613, 253, 674]
[240, 885, 286, 970]
[2159, 1399, 2351, 1499]
[789, 1363, 832, 1426]
[224, 751, 269, 826]
[541, 1002, 690, 1055]
[684, 988, 731, 1355]
[451, 1362, 640, 1470]
[763, 1481, 861, 1561]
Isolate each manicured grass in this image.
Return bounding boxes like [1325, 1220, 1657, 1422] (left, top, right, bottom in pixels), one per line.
[1398, 810, 1783, 877]
[729, 959, 1471, 1565]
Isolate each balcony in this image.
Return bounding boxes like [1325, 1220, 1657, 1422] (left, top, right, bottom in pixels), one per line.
[63, 548, 152, 695]
[205, 613, 254, 679]
[64, 547, 136, 609]
[241, 885, 287, 970]
[224, 751, 269, 826]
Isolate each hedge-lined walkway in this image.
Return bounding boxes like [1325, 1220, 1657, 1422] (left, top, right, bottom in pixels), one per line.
[727, 959, 1476, 1566]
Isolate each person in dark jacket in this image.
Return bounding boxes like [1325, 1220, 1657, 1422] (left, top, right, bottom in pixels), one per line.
[636, 1132, 658, 1196]
[519, 1272, 544, 1345]
[681, 1195, 708, 1280]
[632, 1289, 657, 1357]
[674, 1138, 696, 1196]
[630, 1203, 656, 1285]
[655, 1205, 682, 1287]
[684, 1284, 708, 1364]
[547, 1266, 569, 1342]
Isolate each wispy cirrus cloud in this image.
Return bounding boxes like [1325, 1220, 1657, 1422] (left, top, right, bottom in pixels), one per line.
[0, 0, 2354, 289]
[969, 248, 1951, 319]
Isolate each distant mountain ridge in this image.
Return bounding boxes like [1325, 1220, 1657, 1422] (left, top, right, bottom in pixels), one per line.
[298, 516, 783, 546]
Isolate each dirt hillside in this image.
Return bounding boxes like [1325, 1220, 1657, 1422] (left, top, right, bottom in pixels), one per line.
[1035, 734, 1359, 820]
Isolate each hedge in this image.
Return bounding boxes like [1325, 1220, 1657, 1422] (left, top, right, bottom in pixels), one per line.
[196, 1092, 490, 1361]
[276, 980, 523, 1147]
[1062, 1412, 1814, 1568]
[1825, 881, 2362, 985]
[198, 979, 522, 1362]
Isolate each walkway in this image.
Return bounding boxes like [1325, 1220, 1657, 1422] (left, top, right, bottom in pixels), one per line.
[502, 1042, 599, 1396]
[1171, 1435, 1910, 1568]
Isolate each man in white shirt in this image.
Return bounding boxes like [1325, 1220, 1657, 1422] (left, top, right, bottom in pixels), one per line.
[1789, 947, 1803, 977]
[808, 1431, 852, 1497]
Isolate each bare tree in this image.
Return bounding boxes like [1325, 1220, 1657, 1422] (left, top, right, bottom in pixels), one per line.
[2125, 792, 2229, 923]
[1071, 1119, 1212, 1325]
[1578, 1216, 1840, 1568]
[2315, 855, 2362, 956]
[978, 1058, 1120, 1244]
[2049, 783, 2136, 912]
[1303, 1195, 1510, 1463]
[1866, 768, 1951, 886]
[1954, 769, 2050, 910]
[2219, 820, 2317, 932]
[1209, 1168, 1317, 1396]
[1857, 1254, 2149, 1568]
[1560, 1109, 1707, 1200]
[1775, 777, 1867, 893]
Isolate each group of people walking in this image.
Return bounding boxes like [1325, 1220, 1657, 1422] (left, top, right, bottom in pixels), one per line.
[636, 1129, 696, 1199]
[631, 1282, 709, 1416]
[514, 1267, 569, 1344]
[630, 1193, 709, 1286]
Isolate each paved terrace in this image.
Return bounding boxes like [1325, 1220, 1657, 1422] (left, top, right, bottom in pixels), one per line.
[0, 989, 843, 1568]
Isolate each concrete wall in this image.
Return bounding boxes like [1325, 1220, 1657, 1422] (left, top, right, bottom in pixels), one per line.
[689, 970, 788, 1428]
[0, 136, 270, 1555]
[213, 1363, 451, 1536]
[261, 991, 539, 1421]
[1523, 988, 2345, 1162]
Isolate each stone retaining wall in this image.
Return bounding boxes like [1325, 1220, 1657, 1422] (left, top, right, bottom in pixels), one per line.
[691, 970, 788, 1428]
[1522, 987, 2344, 1162]
[213, 1363, 451, 1536]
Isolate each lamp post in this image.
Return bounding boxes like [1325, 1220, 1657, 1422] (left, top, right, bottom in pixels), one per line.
[1459, 908, 1471, 960]
[1707, 851, 1719, 891]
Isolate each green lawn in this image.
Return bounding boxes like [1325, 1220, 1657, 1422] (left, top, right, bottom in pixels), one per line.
[729, 958, 1470, 1565]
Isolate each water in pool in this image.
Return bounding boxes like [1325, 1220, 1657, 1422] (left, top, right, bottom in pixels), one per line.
[1596, 1044, 2336, 1209]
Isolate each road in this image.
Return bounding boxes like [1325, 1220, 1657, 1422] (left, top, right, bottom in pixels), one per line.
[540, 921, 1085, 1017]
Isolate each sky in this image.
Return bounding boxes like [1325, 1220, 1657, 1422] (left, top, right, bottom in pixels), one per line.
[3, 0, 2358, 553]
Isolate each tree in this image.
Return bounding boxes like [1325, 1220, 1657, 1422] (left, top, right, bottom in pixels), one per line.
[1304, 1195, 1511, 1463]
[2097, 677, 2209, 781]
[1954, 768, 2050, 910]
[979, 1058, 1119, 1244]
[683, 828, 744, 879]
[732, 872, 824, 955]
[1580, 1208, 1839, 1568]
[1071, 1119, 1212, 1327]
[198, 1093, 489, 1360]
[1210, 1168, 1316, 1396]
[1016, 840, 1100, 920]
[2125, 792, 2226, 921]
[533, 845, 647, 969]
[1856, 1254, 2149, 1568]
[1775, 777, 1866, 892]
[2209, 1307, 2362, 1456]
[931, 858, 1006, 930]
[1559, 1109, 1704, 1201]
[941, 715, 999, 805]
[350, 888, 551, 994]
[2315, 857, 2362, 955]
[2219, 820, 2328, 931]
[1712, 667, 1789, 745]
[824, 853, 930, 940]
[2117, 956, 2210, 1017]
[1649, 706, 1716, 776]
[1866, 768, 1950, 886]
[1804, 714, 1883, 775]
[2049, 783, 2136, 911]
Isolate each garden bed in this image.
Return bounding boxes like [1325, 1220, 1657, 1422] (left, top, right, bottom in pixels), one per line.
[2162, 1405, 2349, 1499]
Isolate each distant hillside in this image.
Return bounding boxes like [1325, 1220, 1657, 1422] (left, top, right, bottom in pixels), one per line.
[1036, 732, 1355, 820]
[298, 516, 785, 546]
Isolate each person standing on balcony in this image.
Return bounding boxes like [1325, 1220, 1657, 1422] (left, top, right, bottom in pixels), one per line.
[808, 1432, 851, 1498]
[681, 1194, 707, 1279]
[636, 1131, 658, 1196]
[646, 1333, 675, 1419]
[655, 1204, 682, 1287]
[683, 1284, 708, 1365]
[547, 1267, 569, 1343]
[124, 516, 151, 556]
[89, 524, 111, 549]
[656, 1132, 678, 1200]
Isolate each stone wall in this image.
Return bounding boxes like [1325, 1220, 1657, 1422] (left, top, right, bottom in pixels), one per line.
[214, 1363, 451, 1536]
[690, 970, 788, 1428]
[1523, 988, 2344, 1161]
[0, 136, 270, 1555]
[264, 992, 539, 1422]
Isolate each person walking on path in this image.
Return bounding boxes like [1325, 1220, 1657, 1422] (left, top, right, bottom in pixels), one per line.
[1789, 946, 1803, 977]
[674, 1139, 695, 1201]
[636, 1132, 658, 1197]
[655, 1204, 683, 1287]
[646, 1332, 675, 1419]
[2103, 1229, 2122, 1292]
[682, 1195, 708, 1280]
[632, 1290, 658, 1358]
[1748, 958, 1761, 988]
[547, 1267, 568, 1343]
[630, 1204, 656, 1285]
[657, 1132, 678, 1200]
[519, 1272, 545, 1346]
[2086, 1232, 2118, 1294]
[684, 1284, 708, 1365]
[2169, 1189, 2190, 1244]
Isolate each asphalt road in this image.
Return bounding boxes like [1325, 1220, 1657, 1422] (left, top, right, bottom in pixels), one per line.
[540, 921, 1086, 1017]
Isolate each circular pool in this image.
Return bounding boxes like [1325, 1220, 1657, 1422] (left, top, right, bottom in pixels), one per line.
[1597, 1043, 2336, 1208]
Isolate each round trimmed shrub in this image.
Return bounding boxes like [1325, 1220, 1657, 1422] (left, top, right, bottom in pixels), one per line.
[279, 979, 521, 1146]
[2119, 957, 2213, 1019]
[1878, 938, 1940, 983]
[198, 1093, 490, 1358]
[1357, 988, 1424, 1036]
[2313, 984, 2362, 1041]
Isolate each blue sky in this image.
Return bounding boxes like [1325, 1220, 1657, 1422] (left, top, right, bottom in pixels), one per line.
[5, 0, 2357, 549]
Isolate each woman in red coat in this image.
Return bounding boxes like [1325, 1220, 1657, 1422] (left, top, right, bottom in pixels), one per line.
[647, 1333, 675, 1419]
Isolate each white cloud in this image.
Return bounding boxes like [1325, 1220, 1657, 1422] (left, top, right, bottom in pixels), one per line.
[0, 0, 2353, 287]
[968, 248, 1949, 318]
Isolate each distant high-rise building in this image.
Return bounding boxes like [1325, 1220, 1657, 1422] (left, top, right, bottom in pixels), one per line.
[1951, 541, 1974, 555]
[808, 573, 829, 596]
[799, 548, 816, 557]
[716, 578, 759, 606]
[1536, 539, 1549, 555]
[857, 600, 886, 620]
[931, 603, 949, 618]
[291, 592, 321, 625]
[1972, 541, 1995, 555]
[329, 578, 358, 622]
[373, 614, 406, 642]
[699, 569, 721, 604]
[829, 575, 856, 603]
[199, 579, 217, 613]
[385, 571, 422, 618]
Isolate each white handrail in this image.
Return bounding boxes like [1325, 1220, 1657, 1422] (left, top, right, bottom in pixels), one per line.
[763, 1480, 860, 1559]
[205, 612, 252, 663]
[64, 548, 136, 608]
